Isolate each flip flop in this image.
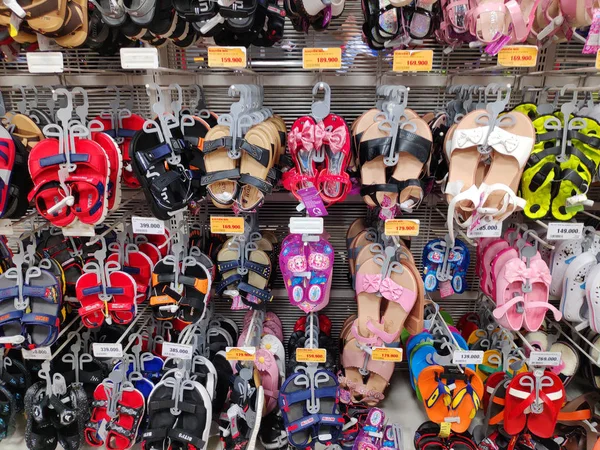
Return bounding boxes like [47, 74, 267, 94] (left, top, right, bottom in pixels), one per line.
[449, 367, 483, 432]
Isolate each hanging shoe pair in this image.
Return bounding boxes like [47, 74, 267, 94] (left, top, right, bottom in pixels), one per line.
[202, 115, 286, 211]
[215, 234, 274, 310]
[283, 112, 352, 206]
[353, 86, 432, 217]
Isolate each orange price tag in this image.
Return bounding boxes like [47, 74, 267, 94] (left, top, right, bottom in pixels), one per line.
[210, 216, 245, 235]
[596, 50, 600, 70]
[225, 347, 256, 361]
[497, 45, 538, 68]
[393, 50, 433, 72]
[302, 48, 342, 70]
[384, 219, 420, 237]
[371, 347, 403, 362]
[207, 46, 247, 68]
[296, 348, 327, 363]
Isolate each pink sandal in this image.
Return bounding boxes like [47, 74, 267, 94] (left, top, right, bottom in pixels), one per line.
[315, 114, 352, 205]
[283, 117, 318, 201]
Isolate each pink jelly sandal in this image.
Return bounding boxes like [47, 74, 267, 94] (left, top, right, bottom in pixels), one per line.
[523, 258, 561, 332]
[493, 256, 527, 331]
[315, 114, 352, 205]
[283, 117, 318, 201]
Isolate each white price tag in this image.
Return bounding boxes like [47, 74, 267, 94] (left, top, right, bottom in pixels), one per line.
[529, 351, 562, 366]
[162, 342, 193, 360]
[289, 217, 323, 235]
[26, 52, 64, 73]
[22, 347, 52, 360]
[92, 343, 123, 358]
[467, 220, 502, 238]
[120, 47, 159, 69]
[452, 350, 484, 365]
[131, 216, 165, 235]
[547, 222, 584, 240]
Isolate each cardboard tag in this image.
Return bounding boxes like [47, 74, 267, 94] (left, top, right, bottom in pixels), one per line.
[120, 48, 159, 69]
[467, 219, 502, 238]
[297, 186, 328, 217]
[384, 219, 420, 236]
[439, 422, 451, 438]
[453, 350, 484, 365]
[529, 351, 562, 366]
[131, 216, 165, 235]
[0, 219, 14, 236]
[210, 216, 245, 234]
[22, 347, 52, 360]
[162, 342, 193, 360]
[547, 222, 584, 240]
[296, 348, 327, 363]
[26, 52, 64, 73]
[62, 221, 95, 237]
[208, 47, 247, 68]
[225, 347, 256, 361]
[302, 48, 342, 70]
[497, 45, 538, 67]
[92, 343, 123, 358]
[393, 50, 433, 72]
[371, 347, 403, 362]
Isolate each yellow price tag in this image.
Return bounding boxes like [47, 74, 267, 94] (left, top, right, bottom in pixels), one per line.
[393, 50, 433, 72]
[497, 45, 538, 67]
[296, 348, 327, 363]
[207, 47, 247, 68]
[225, 347, 256, 361]
[302, 48, 342, 70]
[210, 216, 245, 235]
[384, 219, 420, 237]
[371, 347, 403, 362]
[596, 50, 600, 70]
[439, 422, 451, 438]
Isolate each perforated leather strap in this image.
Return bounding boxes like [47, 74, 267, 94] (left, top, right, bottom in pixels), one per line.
[239, 173, 273, 195]
[201, 168, 240, 186]
[203, 137, 233, 153]
[238, 140, 271, 167]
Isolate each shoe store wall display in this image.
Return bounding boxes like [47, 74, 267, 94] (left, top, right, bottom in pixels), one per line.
[4, 3, 600, 450]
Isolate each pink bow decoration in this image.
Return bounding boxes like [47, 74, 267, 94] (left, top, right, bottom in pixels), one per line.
[532, 270, 552, 286]
[361, 274, 382, 293]
[313, 121, 326, 150]
[288, 121, 315, 153]
[380, 278, 404, 302]
[324, 126, 347, 153]
[504, 260, 538, 284]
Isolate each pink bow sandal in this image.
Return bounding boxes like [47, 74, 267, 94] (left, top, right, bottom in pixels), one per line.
[283, 117, 318, 201]
[315, 114, 352, 205]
